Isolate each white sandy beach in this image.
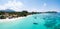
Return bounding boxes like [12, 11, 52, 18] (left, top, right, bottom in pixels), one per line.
[0, 15, 32, 23]
[0, 17, 26, 23]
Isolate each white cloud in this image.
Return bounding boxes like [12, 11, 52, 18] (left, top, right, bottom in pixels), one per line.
[0, 0, 24, 11]
[0, 0, 58, 12]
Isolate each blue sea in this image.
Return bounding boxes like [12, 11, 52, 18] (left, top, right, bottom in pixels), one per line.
[0, 13, 60, 29]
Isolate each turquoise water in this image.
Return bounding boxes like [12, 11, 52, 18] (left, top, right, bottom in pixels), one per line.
[0, 13, 60, 29]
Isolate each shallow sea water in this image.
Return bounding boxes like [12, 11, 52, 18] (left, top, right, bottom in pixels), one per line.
[0, 13, 60, 29]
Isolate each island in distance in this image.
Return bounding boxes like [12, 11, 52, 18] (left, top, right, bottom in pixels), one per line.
[0, 9, 57, 19]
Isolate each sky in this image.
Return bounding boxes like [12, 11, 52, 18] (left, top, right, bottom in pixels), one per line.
[0, 0, 60, 12]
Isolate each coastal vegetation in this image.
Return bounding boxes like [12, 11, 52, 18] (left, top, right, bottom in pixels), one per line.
[0, 11, 30, 19]
[0, 9, 40, 19]
[0, 9, 57, 19]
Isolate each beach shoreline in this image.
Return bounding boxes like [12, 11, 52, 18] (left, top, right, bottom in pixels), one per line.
[0, 15, 32, 23]
[0, 16, 26, 23]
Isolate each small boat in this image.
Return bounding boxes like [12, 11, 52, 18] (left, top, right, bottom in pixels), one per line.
[33, 23, 38, 25]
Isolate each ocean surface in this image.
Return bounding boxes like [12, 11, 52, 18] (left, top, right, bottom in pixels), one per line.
[0, 13, 60, 29]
